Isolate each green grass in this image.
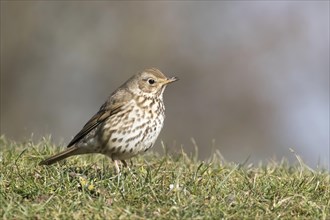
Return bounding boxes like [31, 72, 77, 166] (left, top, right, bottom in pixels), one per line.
[0, 136, 329, 219]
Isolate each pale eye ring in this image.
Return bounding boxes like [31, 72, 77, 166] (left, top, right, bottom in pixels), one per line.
[148, 79, 155, 84]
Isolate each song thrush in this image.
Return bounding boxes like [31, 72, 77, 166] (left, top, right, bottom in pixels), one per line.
[39, 68, 178, 173]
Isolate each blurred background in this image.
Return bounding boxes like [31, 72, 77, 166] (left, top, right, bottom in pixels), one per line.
[1, 1, 329, 169]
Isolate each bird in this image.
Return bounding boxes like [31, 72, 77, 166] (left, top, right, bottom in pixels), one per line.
[39, 68, 178, 173]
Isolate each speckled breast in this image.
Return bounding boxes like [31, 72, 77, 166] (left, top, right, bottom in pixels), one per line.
[100, 98, 165, 160]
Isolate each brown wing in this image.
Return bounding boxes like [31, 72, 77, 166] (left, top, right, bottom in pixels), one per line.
[67, 101, 125, 148]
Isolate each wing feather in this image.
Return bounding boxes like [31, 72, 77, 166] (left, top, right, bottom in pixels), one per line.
[67, 101, 125, 148]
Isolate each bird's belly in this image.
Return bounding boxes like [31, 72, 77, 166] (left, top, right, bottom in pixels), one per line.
[102, 105, 164, 160]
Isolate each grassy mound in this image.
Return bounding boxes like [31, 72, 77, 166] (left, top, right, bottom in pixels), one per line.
[1, 136, 329, 219]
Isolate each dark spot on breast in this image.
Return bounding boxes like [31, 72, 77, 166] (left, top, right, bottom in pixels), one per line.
[145, 143, 153, 152]
[117, 146, 122, 152]
[149, 101, 154, 108]
[118, 138, 123, 143]
[111, 138, 117, 142]
[122, 149, 126, 154]
[129, 148, 133, 153]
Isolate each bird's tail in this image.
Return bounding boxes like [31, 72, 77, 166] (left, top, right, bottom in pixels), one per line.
[39, 146, 82, 165]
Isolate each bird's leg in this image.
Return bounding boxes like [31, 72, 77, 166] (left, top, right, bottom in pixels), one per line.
[121, 160, 132, 172]
[114, 160, 121, 174]
[122, 159, 136, 178]
[121, 160, 128, 167]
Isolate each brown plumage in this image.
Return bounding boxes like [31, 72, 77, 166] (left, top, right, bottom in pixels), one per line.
[39, 68, 178, 173]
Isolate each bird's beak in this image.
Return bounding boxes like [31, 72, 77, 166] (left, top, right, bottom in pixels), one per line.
[164, 77, 179, 85]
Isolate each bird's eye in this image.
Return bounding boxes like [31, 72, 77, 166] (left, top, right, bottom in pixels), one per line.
[148, 79, 155, 85]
